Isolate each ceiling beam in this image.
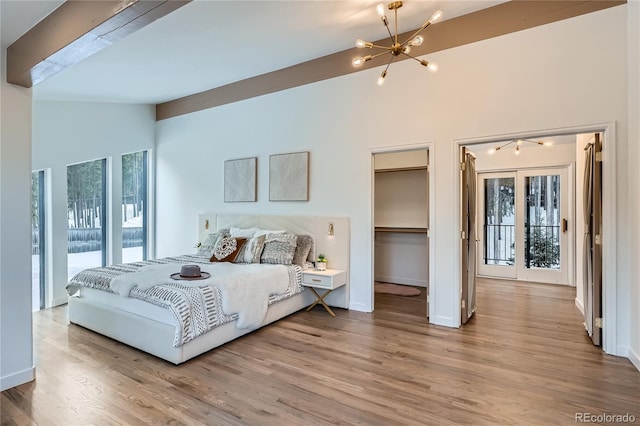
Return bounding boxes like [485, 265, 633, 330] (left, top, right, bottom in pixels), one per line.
[156, 0, 624, 121]
[6, 0, 191, 88]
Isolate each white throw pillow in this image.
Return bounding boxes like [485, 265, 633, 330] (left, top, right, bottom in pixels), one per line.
[230, 227, 259, 238]
[253, 228, 286, 237]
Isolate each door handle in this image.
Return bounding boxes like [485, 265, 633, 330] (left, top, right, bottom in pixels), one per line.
[562, 218, 568, 233]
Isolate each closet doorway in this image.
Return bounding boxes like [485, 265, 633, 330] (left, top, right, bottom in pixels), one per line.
[372, 148, 430, 318]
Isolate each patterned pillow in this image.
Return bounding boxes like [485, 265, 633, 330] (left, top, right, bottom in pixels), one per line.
[210, 236, 247, 263]
[234, 234, 266, 264]
[197, 230, 228, 257]
[292, 234, 314, 267]
[260, 233, 298, 265]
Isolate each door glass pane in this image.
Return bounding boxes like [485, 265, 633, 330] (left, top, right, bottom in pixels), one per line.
[67, 159, 106, 280]
[122, 151, 147, 262]
[31, 171, 44, 311]
[483, 177, 515, 265]
[524, 175, 560, 269]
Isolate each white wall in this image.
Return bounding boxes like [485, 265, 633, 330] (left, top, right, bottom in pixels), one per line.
[32, 102, 156, 307]
[628, 0, 640, 372]
[375, 169, 429, 228]
[0, 48, 35, 390]
[155, 6, 634, 347]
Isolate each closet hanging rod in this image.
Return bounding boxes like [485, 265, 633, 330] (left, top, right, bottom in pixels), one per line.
[375, 226, 428, 234]
[375, 166, 428, 173]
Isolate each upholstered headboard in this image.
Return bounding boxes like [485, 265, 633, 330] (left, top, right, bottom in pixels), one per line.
[197, 213, 350, 308]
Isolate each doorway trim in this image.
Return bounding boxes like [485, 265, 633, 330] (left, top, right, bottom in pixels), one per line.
[452, 123, 617, 355]
[369, 142, 435, 318]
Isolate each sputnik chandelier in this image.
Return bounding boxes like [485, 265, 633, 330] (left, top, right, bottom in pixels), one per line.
[488, 139, 553, 155]
[351, 1, 442, 85]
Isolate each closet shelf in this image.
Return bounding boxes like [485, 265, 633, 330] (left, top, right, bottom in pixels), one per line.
[375, 226, 428, 234]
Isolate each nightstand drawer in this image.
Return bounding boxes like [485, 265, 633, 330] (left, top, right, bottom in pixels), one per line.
[303, 274, 332, 288]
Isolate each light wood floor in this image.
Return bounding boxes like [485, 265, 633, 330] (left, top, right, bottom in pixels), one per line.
[2, 279, 639, 425]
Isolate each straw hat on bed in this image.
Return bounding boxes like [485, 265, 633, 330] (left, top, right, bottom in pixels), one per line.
[170, 264, 210, 280]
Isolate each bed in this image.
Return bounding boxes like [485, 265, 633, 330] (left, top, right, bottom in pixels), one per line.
[66, 214, 350, 364]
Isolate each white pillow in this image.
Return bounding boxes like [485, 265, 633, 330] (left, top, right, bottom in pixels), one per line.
[230, 227, 259, 238]
[253, 228, 286, 237]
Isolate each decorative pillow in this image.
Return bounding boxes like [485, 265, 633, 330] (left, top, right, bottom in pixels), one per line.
[210, 236, 248, 263]
[260, 233, 298, 265]
[292, 234, 314, 267]
[197, 231, 228, 257]
[230, 227, 259, 238]
[253, 228, 286, 237]
[233, 234, 266, 264]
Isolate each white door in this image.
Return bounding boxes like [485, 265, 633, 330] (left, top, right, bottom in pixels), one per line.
[478, 167, 570, 284]
[477, 172, 517, 279]
[516, 168, 569, 284]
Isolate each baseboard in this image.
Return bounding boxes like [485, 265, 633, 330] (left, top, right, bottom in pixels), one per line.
[574, 297, 585, 316]
[349, 301, 371, 313]
[628, 346, 640, 373]
[375, 275, 427, 287]
[430, 315, 458, 328]
[50, 296, 68, 307]
[0, 366, 35, 391]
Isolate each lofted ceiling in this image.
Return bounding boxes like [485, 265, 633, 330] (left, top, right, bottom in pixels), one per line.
[1, 0, 506, 104]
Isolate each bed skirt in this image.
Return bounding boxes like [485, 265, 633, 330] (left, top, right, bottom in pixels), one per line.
[68, 290, 314, 364]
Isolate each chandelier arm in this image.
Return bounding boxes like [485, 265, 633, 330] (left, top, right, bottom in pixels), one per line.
[383, 53, 395, 73]
[400, 51, 428, 64]
[370, 43, 394, 50]
[370, 50, 393, 61]
[403, 23, 431, 47]
[381, 18, 395, 45]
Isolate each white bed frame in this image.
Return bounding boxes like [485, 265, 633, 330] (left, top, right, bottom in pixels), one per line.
[68, 214, 350, 364]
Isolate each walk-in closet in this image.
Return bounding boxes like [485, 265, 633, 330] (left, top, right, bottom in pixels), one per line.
[373, 149, 429, 316]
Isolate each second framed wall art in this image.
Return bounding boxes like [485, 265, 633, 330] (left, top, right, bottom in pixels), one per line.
[269, 151, 309, 201]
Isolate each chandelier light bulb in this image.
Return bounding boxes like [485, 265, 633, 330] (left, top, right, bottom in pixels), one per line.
[544, 141, 553, 146]
[356, 39, 366, 48]
[488, 148, 496, 155]
[430, 9, 443, 24]
[377, 3, 386, 17]
[515, 145, 521, 155]
[427, 63, 438, 72]
[352, 55, 372, 67]
[402, 45, 411, 54]
[410, 35, 424, 46]
[377, 71, 387, 86]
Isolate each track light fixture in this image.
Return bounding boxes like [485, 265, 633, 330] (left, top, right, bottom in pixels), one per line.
[487, 139, 553, 155]
[352, 1, 442, 85]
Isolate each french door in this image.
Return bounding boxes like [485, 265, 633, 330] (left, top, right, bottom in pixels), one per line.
[478, 167, 570, 284]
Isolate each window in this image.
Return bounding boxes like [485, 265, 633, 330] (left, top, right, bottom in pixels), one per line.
[67, 159, 107, 280]
[31, 171, 45, 311]
[122, 151, 148, 262]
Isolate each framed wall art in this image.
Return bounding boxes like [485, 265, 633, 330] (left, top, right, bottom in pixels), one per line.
[224, 157, 257, 202]
[269, 151, 309, 201]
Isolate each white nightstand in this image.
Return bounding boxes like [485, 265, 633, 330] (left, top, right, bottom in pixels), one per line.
[302, 269, 346, 317]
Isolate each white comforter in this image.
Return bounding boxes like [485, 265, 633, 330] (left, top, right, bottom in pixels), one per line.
[110, 263, 290, 329]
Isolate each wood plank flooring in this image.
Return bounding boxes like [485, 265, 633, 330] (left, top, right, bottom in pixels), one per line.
[2, 279, 639, 425]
